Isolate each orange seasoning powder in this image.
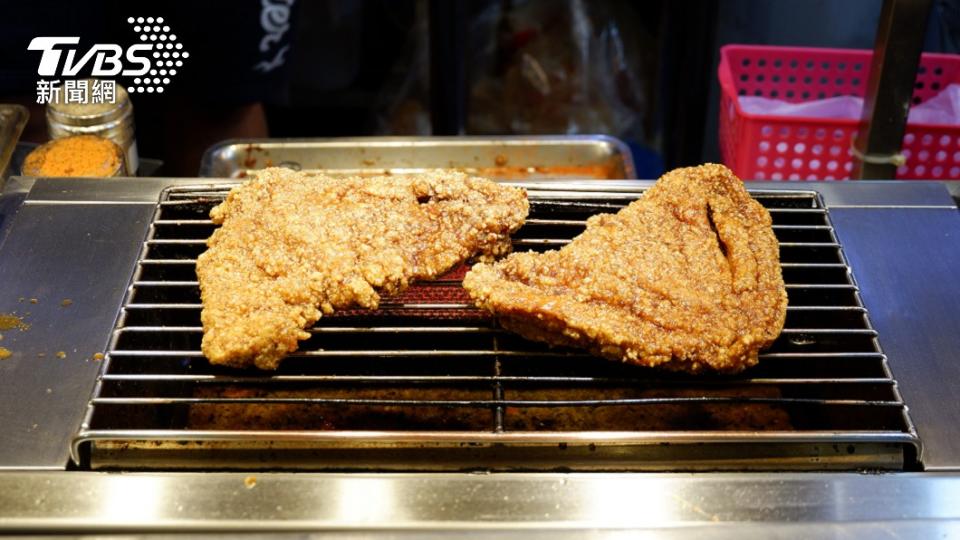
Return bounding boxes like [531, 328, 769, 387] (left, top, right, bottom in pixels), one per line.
[22, 135, 123, 177]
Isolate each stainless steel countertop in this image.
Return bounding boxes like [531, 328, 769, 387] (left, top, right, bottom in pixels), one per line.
[0, 177, 157, 469]
[831, 206, 960, 469]
[1, 472, 960, 534]
[0, 176, 953, 470]
[1, 176, 960, 535]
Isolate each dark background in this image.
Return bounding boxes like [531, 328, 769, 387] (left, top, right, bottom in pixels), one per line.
[2, 0, 958, 177]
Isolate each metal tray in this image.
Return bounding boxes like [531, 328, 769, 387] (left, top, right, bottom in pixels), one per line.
[0, 104, 28, 183]
[198, 136, 636, 179]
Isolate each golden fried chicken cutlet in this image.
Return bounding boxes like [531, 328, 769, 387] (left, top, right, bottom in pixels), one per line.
[463, 164, 786, 374]
[197, 168, 528, 370]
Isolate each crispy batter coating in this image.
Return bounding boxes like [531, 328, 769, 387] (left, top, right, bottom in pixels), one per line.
[463, 164, 787, 373]
[197, 168, 528, 369]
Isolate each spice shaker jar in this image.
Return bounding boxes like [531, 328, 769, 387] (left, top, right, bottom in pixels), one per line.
[46, 80, 138, 175]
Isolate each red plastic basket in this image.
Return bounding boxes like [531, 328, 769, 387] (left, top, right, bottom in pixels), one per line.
[719, 44, 960, 180]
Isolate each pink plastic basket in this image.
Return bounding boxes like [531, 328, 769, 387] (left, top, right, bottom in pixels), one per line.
[719, 44, 960, 180]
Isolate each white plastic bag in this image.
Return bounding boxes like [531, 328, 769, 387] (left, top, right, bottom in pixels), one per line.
[907, 84, 960, 124]
[739, 95, 863, 120]
[738, 84, 960, 125]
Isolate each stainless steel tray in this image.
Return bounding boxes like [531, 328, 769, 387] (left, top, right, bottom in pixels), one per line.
[0, 104, 28, 183]
[198, 136, 636, 179]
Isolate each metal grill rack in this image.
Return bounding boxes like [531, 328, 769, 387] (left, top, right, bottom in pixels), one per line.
[73, 183, 920, 471]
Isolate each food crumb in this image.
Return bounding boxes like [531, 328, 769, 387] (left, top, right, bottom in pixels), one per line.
[244, 476, 257, 489]
[55, 351, 66, 359]
[494, 154, 508, 166]
[0, 314, 29, 331]
[45, 388, 52, 394]
[37, 352, 46, 358]
[0, 347, 11, 360]
[29, 298, 38, 304]
[61, 299, 73, 307]
[92, 353, 104, 361]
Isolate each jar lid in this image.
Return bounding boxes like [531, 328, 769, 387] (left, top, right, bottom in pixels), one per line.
[22, 134, 124, 178]
[46, 80, 131, 127]
[48, 106, 135, 139]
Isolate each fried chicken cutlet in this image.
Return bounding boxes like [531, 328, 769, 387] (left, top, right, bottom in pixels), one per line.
[197, 168, 528, 369]
[463, 164, 786, 373]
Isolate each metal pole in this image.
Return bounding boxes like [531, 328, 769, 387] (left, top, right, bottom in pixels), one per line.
[854, 0, 933, 179]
